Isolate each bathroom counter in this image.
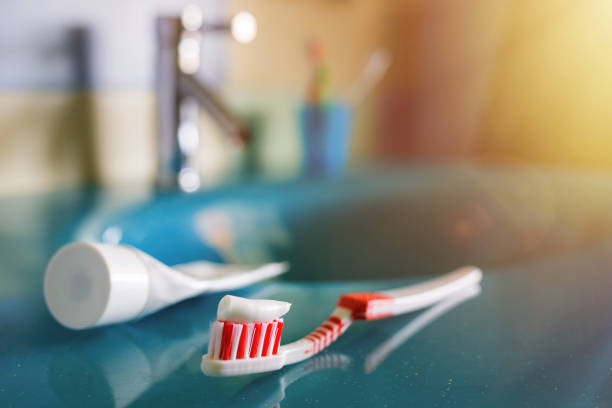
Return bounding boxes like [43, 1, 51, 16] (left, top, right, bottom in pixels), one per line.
[1, 164, 612, 407]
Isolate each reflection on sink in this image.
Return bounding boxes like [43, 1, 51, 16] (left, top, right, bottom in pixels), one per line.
[48, 299, 212, 408]
[47, 283, 281, 408]
[73, 166, 612, 281]
[193, 203, 289, 264]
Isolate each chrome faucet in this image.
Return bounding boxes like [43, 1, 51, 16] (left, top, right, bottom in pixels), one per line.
[155, 7, 254, 192]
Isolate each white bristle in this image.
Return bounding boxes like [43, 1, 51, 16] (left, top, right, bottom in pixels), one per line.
[245, 323, 254, 359]
[266, 321, 277, 356]
[207, 322, 216, 356]
[255, 322, 267, 357]
[213, 321, 223, 359]
[230, 325, 242, 359]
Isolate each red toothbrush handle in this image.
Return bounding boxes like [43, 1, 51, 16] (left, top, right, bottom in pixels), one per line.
[337, 292, 395, 320]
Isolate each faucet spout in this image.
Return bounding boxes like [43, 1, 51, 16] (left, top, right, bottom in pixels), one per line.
[178, 73, 249, 145]
[155, 15, 249, 191]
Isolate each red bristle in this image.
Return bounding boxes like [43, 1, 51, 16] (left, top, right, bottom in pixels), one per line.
[261, 323, 274, 356]
[322, 323, 334, 332]
[220, 322, 234, 360]
[250, 322, 262, 358]
[236, 323, 247, 359]
[272, 321, 284, 354]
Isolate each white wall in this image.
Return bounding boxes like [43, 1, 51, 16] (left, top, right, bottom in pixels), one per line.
[0, 0, 226, 89]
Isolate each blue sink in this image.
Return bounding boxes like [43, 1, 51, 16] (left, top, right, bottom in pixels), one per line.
[76, 165, 612, 280]
[2, 165, 612, 407]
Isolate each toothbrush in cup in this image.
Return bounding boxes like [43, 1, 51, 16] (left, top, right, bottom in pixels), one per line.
[201, 266, 482, 376]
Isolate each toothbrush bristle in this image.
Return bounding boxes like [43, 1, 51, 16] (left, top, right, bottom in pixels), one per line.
[250, 322, 262, 358]
[208, 319, 284, 360]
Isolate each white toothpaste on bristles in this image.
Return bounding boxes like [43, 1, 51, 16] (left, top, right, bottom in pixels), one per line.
[217, 295, 291, 322]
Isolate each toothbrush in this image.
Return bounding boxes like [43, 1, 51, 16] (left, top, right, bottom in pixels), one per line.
[343, 48, 391, 107]
[305, 37, 331, 105]
[201, 265, 482, 376]
[223, 283, 480, 407]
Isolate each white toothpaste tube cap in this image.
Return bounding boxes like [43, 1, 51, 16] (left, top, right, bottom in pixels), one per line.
[44, 242, 150, 329]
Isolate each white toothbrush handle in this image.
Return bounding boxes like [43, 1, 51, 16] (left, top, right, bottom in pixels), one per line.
[379, 266, 483, 317]
[336, 266, 482, 320]
[282, 266, 482, 365]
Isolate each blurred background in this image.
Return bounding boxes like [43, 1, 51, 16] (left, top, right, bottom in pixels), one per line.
[1, 0, 612, 195]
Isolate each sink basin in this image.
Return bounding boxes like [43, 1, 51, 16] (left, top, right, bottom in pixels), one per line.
[3, 164, 612, 407]
[75, 165, 612, 281]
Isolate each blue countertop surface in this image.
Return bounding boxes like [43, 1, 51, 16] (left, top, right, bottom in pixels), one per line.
[1, 164, 612, 407]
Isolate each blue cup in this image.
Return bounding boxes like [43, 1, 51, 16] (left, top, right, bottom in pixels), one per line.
[298, 102, 353, 175]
